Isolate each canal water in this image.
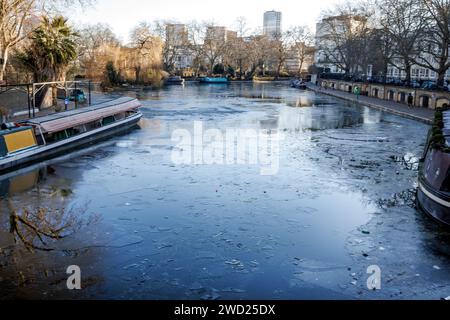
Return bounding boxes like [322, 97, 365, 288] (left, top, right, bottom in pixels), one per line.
[1, 83, 450, 299]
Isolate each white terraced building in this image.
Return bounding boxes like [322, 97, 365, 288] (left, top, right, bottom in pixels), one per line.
[314, 14, 450, 83]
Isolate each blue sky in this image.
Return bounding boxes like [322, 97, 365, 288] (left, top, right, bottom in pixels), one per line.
[69, 0, 340, 43]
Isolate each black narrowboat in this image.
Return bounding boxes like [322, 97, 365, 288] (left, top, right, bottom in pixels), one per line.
[417, 106, 450, 226]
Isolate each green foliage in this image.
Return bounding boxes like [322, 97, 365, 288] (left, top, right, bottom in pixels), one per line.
[213, 63, 225, 75]
[430, 107, 450, 149]
[104, 61, 120, 86]
[18, 15, 79, 82]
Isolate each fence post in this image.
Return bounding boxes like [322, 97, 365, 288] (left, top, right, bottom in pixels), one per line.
[32, 84, 35, 118]
[74, 82, 78, 109]
[27, 84, 31, 118]
[88, 80, 92, 106]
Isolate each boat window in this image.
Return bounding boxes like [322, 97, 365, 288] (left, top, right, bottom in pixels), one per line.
[85, 121, 102, 131]
[73, 125, 87, 134]
[47, 131, 68, 143]
[66, 128, 82, 138]
[115, 112, 126, 121]
[102, 116, 116, 126]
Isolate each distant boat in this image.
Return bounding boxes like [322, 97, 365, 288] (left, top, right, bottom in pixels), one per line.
[0, 97, 142, 173]
[291, 79, 307, 90]
[166, 76, 185, 85]
[199, 77, 229, 84]
[253, 76, 275, 83]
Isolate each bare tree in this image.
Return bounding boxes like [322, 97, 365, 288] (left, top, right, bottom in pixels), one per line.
[226, 36, 248, 79]
[413, 0, 450, 87]
[378, 0, 427, 84]
[285, 26, 314, 77]
[271, 32, 289, 78]
[129, 22, 163, 83]
[151, 19, 186, 74]
[202, 23, 228, 74]
[317, 1, 373, 76]
[228, 17, 250, 79]
[363, 27, 395, 81]
[246, 33, 273, 78]
[77, 23, 120, 80]
[234, 16, 250, 38]
[186, 21, 207, 76]
[0, 0, 35, 81]
[0, 0, 92, 82]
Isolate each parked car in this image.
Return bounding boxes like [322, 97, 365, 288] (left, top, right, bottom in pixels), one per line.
[410, 80, 421, 88]
[443, 81, 450, 92]
[386, 78, 404, 86]
[422, 81, 438, 90]
[69, 89, 86, 102]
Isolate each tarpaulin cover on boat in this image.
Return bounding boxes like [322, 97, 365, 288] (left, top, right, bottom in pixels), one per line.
[24, 97, 141, 134]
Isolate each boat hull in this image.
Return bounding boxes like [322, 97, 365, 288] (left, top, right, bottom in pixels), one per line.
[0, 113, 142, 174]
[417, 142, 450, 226]
[417, 181, 450, 226]
[166, 81, 185, 85]
[166, 79, 185, 85]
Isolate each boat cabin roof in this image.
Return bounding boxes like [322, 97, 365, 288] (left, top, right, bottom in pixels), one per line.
[23, 97, 141, 134]
[0, 126, 34, 137]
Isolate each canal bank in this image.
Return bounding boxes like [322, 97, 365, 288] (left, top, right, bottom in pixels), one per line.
[307, 83, 434, 125]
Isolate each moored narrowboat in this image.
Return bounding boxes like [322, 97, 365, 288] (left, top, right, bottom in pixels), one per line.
[417, 106, 450, 226]
[253, 76, 275, 83]
[291, 79, 307, 90]
[166, 76, 185, 85]
[199, 77, 229, 84]
[0, 97, 142, 173]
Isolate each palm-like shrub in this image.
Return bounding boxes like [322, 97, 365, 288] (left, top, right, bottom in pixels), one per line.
[19, 16, 79, 106]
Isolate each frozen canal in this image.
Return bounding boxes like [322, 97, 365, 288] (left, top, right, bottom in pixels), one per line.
[1, 83, 450, 300]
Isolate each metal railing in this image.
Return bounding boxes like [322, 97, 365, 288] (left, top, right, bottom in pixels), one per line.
[0, 80, 103, 121]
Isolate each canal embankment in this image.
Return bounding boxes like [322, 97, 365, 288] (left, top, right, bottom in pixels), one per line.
[307, 83, 434, 125]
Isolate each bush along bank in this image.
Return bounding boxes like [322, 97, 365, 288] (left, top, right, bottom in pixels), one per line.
[429, 105, 450, 151]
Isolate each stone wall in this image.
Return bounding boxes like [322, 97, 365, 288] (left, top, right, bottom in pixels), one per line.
[0, 88, 29, 116]
[319, 79, 450, 109]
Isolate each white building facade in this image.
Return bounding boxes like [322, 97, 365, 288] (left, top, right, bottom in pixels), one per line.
[314, 15, 450, 84]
